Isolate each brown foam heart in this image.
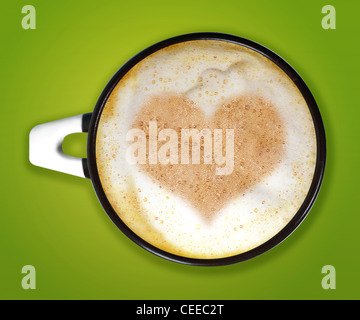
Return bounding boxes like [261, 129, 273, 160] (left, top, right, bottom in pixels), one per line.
[131, 94, 285, 220]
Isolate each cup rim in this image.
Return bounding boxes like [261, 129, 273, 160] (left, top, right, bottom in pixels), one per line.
[86, 32, 326, 266]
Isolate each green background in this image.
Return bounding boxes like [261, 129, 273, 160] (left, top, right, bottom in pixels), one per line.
[0, 0, 358, 300]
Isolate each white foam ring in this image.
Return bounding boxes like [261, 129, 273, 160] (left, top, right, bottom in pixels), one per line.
[96, 40, 317, 259]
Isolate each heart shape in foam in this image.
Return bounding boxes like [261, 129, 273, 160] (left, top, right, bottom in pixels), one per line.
[131, 94, 285, 220]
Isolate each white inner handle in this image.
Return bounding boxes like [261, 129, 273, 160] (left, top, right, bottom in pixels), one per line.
[29, 114, 86, 178]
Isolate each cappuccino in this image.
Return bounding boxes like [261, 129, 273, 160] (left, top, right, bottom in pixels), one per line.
[96, 40, 316, 259]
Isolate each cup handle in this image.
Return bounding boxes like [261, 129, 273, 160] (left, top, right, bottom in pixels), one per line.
[29, 113, 92, 178]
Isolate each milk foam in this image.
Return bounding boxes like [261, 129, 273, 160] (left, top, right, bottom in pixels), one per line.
[96, 40, 317, 259]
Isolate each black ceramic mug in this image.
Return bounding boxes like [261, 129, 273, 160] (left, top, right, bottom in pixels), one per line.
[29, 33, 326, 266]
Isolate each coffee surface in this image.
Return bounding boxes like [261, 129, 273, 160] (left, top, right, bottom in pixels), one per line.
[96, 40, 317, 259]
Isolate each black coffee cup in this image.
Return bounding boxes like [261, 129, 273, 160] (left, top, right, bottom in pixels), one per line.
[29, 32, 326, 266]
